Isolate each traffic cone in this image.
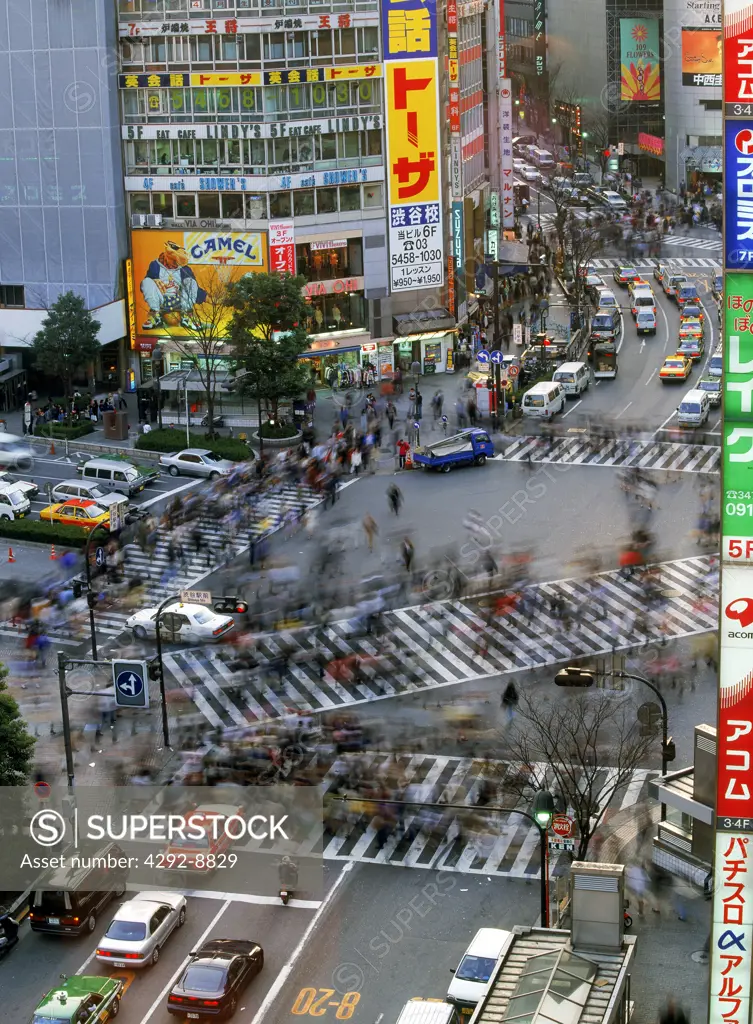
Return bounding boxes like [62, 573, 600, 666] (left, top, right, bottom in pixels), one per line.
[49, 545, 57, 561]
[49, 441, 55, 455]
[7, 547, 14, 563]
[405, 447, 413, 470]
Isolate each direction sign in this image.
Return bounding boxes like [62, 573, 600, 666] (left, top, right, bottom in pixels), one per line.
[476, 349, 490, 364]
[551, 814, 574, 838]
[548, 836, 576, 852]
[180, 589, 211, 605]
[490, 349, 503, 364]
[95, 546, 106, 568]
[112, 659, 149, 709]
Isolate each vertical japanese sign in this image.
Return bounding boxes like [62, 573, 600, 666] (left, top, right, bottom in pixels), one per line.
[500, 80, 514, 229]
[714, 11, 753, 1024]
[533, 0, 547, 77]
[383, 0, 443, 292]
[498, 0, 506, 79]
[125, 259, 137, 351]
[268, 221, 296, 275]
[448, 0, 462, 200]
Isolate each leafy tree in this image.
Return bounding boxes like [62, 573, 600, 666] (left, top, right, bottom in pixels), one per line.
[30, 292, 101, 406]
[0, 662, 35, 785]
[227, 273, 311, 445]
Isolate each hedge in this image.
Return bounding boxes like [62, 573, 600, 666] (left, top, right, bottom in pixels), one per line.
[35, 421, 96, 440]
[134, 428, 252, 462]
[0, 519, 89, 547]
[258, 422, 300, 440]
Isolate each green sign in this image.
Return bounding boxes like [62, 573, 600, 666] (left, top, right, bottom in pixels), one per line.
[723, 272, 753, 541]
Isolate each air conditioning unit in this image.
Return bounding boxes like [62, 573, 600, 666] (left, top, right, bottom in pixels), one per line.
[145, 214, 163, 228]
[131, 214, 147, 228]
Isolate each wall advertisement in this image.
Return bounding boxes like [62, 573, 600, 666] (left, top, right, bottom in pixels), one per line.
[269, 221, 296, 275]
[123, 116, 383, 140]
[119, 66, 382, 88]
[723, 272, 753, 560]
[383, 0, 443, 292]
[120, 14, 376, 35]
[448, 0, 462, 201]
[681, 27, 722, 86]
[130, 230, 267, 344]
[500, 80, 515, 229]
[533, 0, 546, 77]
[724, 120, 753, 269]
[619, 18, 661, 101]
[725, 0, 753, 111]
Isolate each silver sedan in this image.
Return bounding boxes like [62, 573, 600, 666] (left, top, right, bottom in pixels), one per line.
[159, 448, 235, 480]
[96, 892, 187, 968]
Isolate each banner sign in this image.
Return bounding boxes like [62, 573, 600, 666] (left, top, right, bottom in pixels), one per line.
[619, 18, 661, 101]
[533, 0, 546, 77]
[126, 166, 384, 194]
[384, 0, 443, 292]
[269, 221, 296, 275]
[452, 201, 464, 272]
[724, 120, 753, 269]
[119, 65, 382, 89]
[498, 0, 506, 79]
[121, 14, 376, 36]
[682, 27, 722, 86]
[725, 0, 753, 114]
[448, 0, 461, 198]
[500, 79, 515, 229]
[123, 116, 382, 141]
[125, 259, 137, 351]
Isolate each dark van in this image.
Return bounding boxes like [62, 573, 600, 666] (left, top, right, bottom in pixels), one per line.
[590, 310, 621, 340]
[29, 846, 128, 936]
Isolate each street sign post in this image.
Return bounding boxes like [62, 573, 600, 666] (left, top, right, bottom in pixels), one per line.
[490, 349, 503, 364]
[180, 589, 211, 605]
[476, 349, 490, 364]
[95, 546, 106, 568]
[112, 659, 149, 709]
[109, 501, 128, 533]
[548, 814, 575, 852]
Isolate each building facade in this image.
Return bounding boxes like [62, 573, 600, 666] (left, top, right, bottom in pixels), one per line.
[0, 0, 128, 403]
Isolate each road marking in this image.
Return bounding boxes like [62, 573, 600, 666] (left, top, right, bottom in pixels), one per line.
[657, 291, 672, 352]
[616, 402, 632, 418]
[561, 400, 582, 418]
[139, 478, 200, 509]
[711, 417, 721, 431]
[141, 898, 231, 1023]
[644, 368, 657, 385]
[251, 862, 354, 1024]
[654, 409, 678, 436]
[135, 883, 321, 909]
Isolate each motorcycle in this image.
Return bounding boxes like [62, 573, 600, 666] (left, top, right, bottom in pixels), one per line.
[0, 914, 19, 958]
[279, 887, 291, 906]
[201, 413, 225, 428]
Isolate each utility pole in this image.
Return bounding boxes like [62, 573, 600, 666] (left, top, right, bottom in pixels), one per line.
[58, 653, 75, 789]
[492, 260, 503, 423]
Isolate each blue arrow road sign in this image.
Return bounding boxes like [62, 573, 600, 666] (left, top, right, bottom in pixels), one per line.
[112, 660, 149, 708]
[490, 350, 503, 364]
[477, 349, 490, 363]
[116, 671, 143, 698]
[95, 547, 106, 567]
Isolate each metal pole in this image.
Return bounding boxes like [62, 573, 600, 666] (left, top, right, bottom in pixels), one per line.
[154, 594, 181, 750]
[537, 188, 541, 230]
[184, 385, 190, 447]
[157, 374, 163, 430]
[616, 671, 669, 818]
[83, 522, 108, 661]
[57, 652, 75, 789]
[492, 260, 502, 421]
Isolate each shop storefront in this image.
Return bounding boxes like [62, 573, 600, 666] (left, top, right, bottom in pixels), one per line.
[392, 310, 457, 375]
[303, 276, 367, 336]
[299, 331, 371, 386]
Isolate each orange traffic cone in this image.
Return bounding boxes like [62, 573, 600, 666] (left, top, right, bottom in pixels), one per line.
[49, 441, 55, 455]
[405, 447, 413, 470]
[49, 545, 57, 561]
[7, 547, 15, 563]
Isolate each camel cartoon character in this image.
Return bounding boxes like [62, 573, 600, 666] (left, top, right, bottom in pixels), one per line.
[140, 238, 207, 330]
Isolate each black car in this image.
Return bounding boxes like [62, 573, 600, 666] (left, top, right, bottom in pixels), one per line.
[167, 939, 264, 1019]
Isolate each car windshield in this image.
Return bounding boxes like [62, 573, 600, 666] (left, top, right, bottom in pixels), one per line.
[666, 360, 684, 368]
[170, 832, 209, 849]
[34, 891, 68, 913]
[679, 403, 700, 414]
[556, 374, 575, 383]
[201, 451, 223, 462]
[8, 491, 25, 506]
[455, 954, 498, 982]
[87, 505, 107, 517]
[192, 609, 213, 624]
[526, 396, 545, 407]
[33, 1015, 68, 1024]
[700, 381, 719, 392]
[682, 307, 700, 316]
[183, 965, 226, 993]
[638, 315, 654, 323]
[106, 919, 147, 941]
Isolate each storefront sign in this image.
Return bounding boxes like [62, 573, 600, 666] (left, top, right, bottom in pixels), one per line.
[725, 0, 753, 114]
[447, 253, 456, 318]
[125, 258, 137, 351]
[384, 0, 443, 292]
[303, 277, 364, 297]
[711, 826, 753, 1024]
[533, 0, 547, 77]
[119, 65, 382, 89]
[309, 239, 349, 251]
[498, 0, 507, 79]
[619, 18, 661, 101]
[487, 228, 499, 260]
[490, 190, 500, 228]
[125, 166, 384, 194]
[269, 220, 296, 275]
[638, 132, 665, 156]
[452, 202, 464, 271]
[450, 137, 463, 199]
[723, 273, 753, 553]
[120, 14, 377, 36]
[500, 80, 515, 229]
[725, 121, 753, 268]
[378, 347, 394, 378]
[123, 116, 382, 141]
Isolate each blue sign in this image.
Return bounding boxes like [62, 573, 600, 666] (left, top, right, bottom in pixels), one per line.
[725, 120, 753, 269]
[382, 0, 438, 59]
[112, 659, 149, 709]
[452, 202, 464, 272]
[116, 671, 143, 698]
[490, 350, 503, 364]
[95, 547, 106, 568]
[477, 349, 490, 363]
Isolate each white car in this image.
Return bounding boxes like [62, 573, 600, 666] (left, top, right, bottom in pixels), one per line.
[513, 158, 527, 173]
[519, 165, 539, 182]
[0, 473, 39, 501]
[96, 892, 186, 968]
[601, 190, 628, 212]
[126, 601, 236, 642]
[51, 479, 129, 510]
[159, 448, 235, 480]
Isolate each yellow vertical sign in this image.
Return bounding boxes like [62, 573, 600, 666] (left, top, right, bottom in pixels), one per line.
[125, 258, 137, 350]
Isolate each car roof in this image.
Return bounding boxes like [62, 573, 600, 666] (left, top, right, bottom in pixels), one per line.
[195, 938, 262, 959]
[156, 601, 217, 616]
[700, 376, 721, 385]
[190, 803, 246, 818]
[464, 927, 513, 958]
[112, 901, 164, 924]
[682, 389, 707, 400]
[55, 498, 101, 509]
[176, 448, 213, 457]
[37, 977, 118, 1016]
[554, 362, 586, 372]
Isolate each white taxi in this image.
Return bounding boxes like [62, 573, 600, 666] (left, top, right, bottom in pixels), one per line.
[125, 601, 235, 643]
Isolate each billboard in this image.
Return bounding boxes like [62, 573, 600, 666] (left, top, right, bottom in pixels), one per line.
[500, 79, 515, 229]
[724, 0, 753, 110]
[682, 27, 722, 86]
[383, 0, 443, 293]
[724, 120, 753, 269]
[619, 18, 661, 101]
[131, 230, 267, 343]
[268, 221, 296, 275]
[723, 273, 753, 556]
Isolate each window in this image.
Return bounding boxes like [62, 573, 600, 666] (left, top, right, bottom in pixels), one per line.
[269, 192, 291, 217]
[294, 190, 315, 216]
[0, 285, 25, 308]
[288, 83, 309, 111]
[340, 184, 360, 211]
[264, 33, 285, 61]
[335, 28, 356, 55]
[316, 134, 337, 163]
[272, 137, 291, 168]
[316, 187, 338, 214]
[363, 182, 383, 208]
[245, 193, 267, 219]
[176, 194, 197, 217]
[130, 193, 151, 215]
[121, 38, 144, 64]
[242, 34, 261, 62]
[191, 36, 213, 61]
[248, 139, 266, 168]
[287, 32, 308, 59]
[264, 86, 286, 114]
[198, 193, 221, 218]
[358, 27, 379, 55]
[152, 193, 173, 216]
[148, 36, 167, 62]
[339, 132, 359, 161]
[312, 29, 333, 57]
[219, 34, 238, 61]
[167, 36, 190, 62]
[221, 193, 244, 218]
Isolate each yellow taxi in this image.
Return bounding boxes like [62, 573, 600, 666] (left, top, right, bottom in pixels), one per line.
[677, 335, 705, 361]
[678, 318, 704, 341]
[628, 277, 651, 298]
[659, 355, 693, 382]
[39, 498, 111, 531]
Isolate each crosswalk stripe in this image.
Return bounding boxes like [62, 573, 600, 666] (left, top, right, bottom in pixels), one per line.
[498, 437, 720, 474]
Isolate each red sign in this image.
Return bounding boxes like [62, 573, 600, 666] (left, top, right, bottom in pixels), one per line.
[447, 0, 458, 33]
[638, 132, 664, 157]
[269, 220, 296, 275]
[725, 6, 753, 103]
[136, 338, 157, 353]
[717, 567, 753, 821]
[551, 815, 573, 838]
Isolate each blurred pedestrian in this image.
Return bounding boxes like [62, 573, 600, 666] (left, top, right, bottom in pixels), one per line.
[501, 682, 518, 723]
[401, 536, 415, 573]
[387, 483, 403, 515]
[396, 438, 410, 469]
[363, 514, 378, 552]
[659, 999, 689, 1024]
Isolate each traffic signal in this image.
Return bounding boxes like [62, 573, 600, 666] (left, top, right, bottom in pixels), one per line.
[213, 597, 249, 615]
[72, 580, 83, 599]
[86, 592, 97, 610]
[663, 738, 676, 763]
[486, 377, 494, 390]
[554, 667, 595, 687]
[147, 658, 161, 682]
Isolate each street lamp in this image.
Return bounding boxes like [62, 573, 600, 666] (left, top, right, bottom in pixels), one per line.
[554, 666, 674, 818]
[84, 521, 111, 660]
[533, 789, 555, 829]
[152, 345, 164, 430]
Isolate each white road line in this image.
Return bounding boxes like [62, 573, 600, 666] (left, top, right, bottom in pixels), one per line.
[251, 863, 354, 1024]
[141, 899, 232, 1023]
[644, 368, 657, 386]
[616, 402, 632, 418]
[657, 291, 672, 353]
[561, 400, 582, 418]
[139, 478, 201, 509]
[135, 884, 321, 908]
[653, 409, 678, 437]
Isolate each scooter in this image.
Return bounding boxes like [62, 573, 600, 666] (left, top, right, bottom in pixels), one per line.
[279, 887, 290, 906]
[0, 915, 19, 958]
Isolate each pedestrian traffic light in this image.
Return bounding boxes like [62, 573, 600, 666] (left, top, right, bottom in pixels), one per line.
[147, 658, 161, 682]
[87, 592, 97, 610]
[486, 377, 494, 390]
[213, 597, 249, 615]
[663, 738, 676, 763]
[554, 667, 594, 687]
[72, 580, 83, 599]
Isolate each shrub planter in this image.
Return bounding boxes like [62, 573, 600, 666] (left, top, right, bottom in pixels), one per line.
[0, 520, 88, 547]
[252, 426, 302, 449]
[134, 428, 252, 462]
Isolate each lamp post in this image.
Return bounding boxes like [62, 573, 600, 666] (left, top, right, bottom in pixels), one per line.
[334, 791, 555, 926]
[83, 521, 111, 661]
[152, 345, 164, 430]
[152, 593, 182, 750]
[554, 666, 673, 819]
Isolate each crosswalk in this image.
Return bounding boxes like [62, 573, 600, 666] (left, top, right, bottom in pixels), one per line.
[498, 436, 720, 475]
[589, 256, 719, 270]
[162, 554, 717, 729]
[242, 751, 657, 877]
[661, 235, 722, 251]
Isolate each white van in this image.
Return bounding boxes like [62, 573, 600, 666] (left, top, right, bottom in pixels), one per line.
[678, 388, 711, 428]
[0, 482, 30, 520]
[395, 999, 462, 1024]
[522, 381, 566, 418]
[602, 190, 628, 212]
[708, 346, 723, 378]
[552, 362, 590, 396]
[632, 290, 656, 317]
[533, 148, 555, 169]
[596, 288, 620, 314]
[447, 928, 513, 1012]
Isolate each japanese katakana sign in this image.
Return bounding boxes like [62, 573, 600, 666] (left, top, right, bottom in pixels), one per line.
[384, 0, 443, 293]
[118, 65, 382, 89]
[499, 80, 515, 230]
[723, 274, 753, 552]
[119, 14, 374, 36]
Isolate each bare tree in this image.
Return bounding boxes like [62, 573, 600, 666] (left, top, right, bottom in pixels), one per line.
[500, 689, 655, 860]
[581, 109, 611, 178]
[163, 267, 235, 434]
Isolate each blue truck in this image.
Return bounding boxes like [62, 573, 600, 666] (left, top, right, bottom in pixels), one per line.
[412, 428, 495, 472]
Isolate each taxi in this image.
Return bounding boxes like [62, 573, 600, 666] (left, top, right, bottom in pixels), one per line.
[678, 318, 704, 341]
[659, 355, 693, 382]
[39, 498, 111, 531]
[628, 277, 651, 298]
[33, 975, 124, 1023]
[613, 265, 639, 286]
[677, 336, 705, 361]
[680, 303, 705, 325]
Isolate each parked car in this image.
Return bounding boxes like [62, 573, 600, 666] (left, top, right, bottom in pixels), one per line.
[159, 448, 235, 480]
[96, 892, 187, 969]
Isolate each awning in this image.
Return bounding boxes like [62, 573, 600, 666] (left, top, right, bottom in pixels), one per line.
[158, 369, 232, 392]
[0, 368, 25, 384]
[681, 145, 722, 173]
[393, 308, 455, 336]
[299, 332, 370, 357]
